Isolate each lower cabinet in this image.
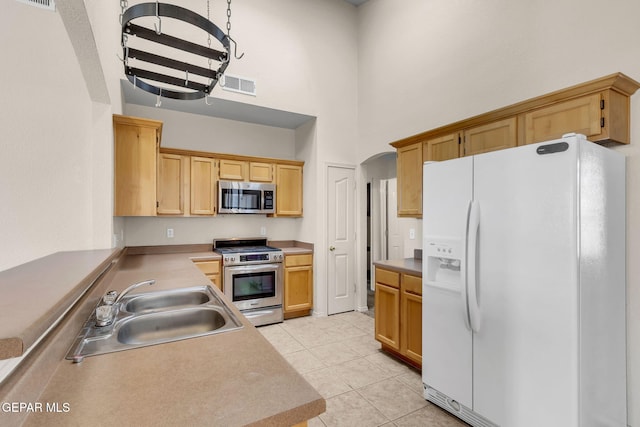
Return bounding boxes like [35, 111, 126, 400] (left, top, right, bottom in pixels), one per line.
[193, 260, 222, 291]
[374, 268, 400, 350]
[284, 253, 313, 319]
[400, 274, 422, 366]
[374, 266, 422, 368]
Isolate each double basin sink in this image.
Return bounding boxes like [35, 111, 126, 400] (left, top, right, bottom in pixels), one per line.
[66, 285, 243, 362]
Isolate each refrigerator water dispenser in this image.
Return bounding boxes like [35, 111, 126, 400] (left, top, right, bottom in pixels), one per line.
[424, 238, 463, 291]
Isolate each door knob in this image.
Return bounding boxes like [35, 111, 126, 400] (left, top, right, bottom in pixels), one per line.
[329, 246, 335, 251]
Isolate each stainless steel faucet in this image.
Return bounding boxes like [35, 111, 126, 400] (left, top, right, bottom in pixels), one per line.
[114, 279, 156, 304]
[95, 279, 155, 327]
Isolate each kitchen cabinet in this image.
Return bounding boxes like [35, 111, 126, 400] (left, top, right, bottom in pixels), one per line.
[218, 159, 274, 183]
[219, 159, 247, 181]
[391, 73, 639, 218]
[423, 133, 460, 162]
[249, 162, 274, 182]
[159, 147, 305, 217]
[113, 115, 162, 216]
[374, 266, 422, 368]
[284, 253, 313, 319]
[463, 117, 517, 156]
[190, 157, 217, 215]
[400, 273, 422, 366]
[193, 259, 222, 290]
[524, 89, 630, 145]
[275, 164, 303, 217]
[374, 267, 400, 350]
[396, 143, 423, 217]
[157, 153, 185, 215]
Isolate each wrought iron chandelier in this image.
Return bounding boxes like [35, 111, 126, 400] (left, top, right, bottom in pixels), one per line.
[119, 0, 243, 103]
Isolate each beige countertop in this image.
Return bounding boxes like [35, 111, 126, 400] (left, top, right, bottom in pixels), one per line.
[269, 240, 313, 255]
[280, 247, 313, 255]
[0, 249, 121, 360]
[373, 258, 422, 276]
[1, 250, 324, 426]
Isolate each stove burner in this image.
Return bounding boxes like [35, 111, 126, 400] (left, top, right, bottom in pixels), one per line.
[213, 238, 284, 266]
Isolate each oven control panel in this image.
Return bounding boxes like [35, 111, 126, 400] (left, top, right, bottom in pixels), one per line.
[222, 252, 284, 265]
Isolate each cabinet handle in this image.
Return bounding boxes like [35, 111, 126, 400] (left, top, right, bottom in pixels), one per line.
[329, 246, 335, 251]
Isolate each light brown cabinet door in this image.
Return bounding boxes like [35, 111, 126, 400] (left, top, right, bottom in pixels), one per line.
[190, 157, 216, 215]
[157, 153, 184, 215]
[114, 118, 160, 216]
[249, 162, 274, 182]
[524, 93, 602, 145]
[275, 164, 303, 216]
[375, 282, 400, 351]
[424, 133, 460, 161]
[219, 159, 247, 181]
[397, 142, 423, 217]
[401, 284, 422, 366]
[463, 117, 517, 156]
[284, 265, 313, 313]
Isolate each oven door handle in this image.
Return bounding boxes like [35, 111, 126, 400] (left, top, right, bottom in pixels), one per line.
[224, 263, 282, 273]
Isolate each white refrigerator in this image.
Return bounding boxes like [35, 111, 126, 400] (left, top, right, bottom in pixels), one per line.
[421, 134, 627, 427]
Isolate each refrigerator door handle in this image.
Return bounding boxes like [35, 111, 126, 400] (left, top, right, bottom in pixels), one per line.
[467, 200, 482, 332]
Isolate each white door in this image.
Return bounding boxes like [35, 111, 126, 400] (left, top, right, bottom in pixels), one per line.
[327, 165, 356, 315]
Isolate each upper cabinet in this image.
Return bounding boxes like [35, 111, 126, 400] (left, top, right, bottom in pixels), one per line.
[219, 159, 247, 181]
[391, 73, 640, 217]
[157, 153, 185, 215]
[218, 159, 275, 183]
[114, 115, 162, 216]
[463, 117, 517, 156]
[423, 133, 460, 162]
[523, 90, 631, 145]
[190, 156, 217, 215]
[274, 164, 303, 217]
[114, 115, 305, 217]
[249, 162, 274, 183]
[397, 143, 423, 217]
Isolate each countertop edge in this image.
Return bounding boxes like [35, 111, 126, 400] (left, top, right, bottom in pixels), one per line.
[373, 258, 422, 276]
[0, 249, 122, 360]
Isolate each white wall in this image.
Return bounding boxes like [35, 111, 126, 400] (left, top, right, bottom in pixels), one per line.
[357, 0, 640, 424]
[0, 2, 112, 272]
[106, 0, 359, 316]
[124, 105, 297, 159]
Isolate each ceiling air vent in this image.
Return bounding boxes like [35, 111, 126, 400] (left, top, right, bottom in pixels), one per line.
[222, 74, 257, 96]
[16, 0, 55, 11]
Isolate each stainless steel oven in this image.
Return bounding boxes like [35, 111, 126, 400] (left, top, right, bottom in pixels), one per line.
[214, 238, 284, 326]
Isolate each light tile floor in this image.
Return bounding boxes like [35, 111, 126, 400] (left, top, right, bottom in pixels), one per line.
[258, 312, 469, 427]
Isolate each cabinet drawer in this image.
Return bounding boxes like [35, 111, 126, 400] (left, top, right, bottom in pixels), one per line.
[194, 260, 220, 275]
[375, 267, 400, 288]
[285, 253, 313, 267]
[402, 274, 422, 295]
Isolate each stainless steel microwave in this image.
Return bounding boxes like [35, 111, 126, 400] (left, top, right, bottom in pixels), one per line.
[218, 181, 276, 214]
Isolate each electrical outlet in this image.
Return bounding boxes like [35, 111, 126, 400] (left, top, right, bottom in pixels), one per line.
[167, 228, 174, 238]
[260, 226, 267, 236]
[409, 228, 415, 240]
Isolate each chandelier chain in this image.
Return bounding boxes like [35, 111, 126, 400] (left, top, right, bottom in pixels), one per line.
[207, 0, 212, 48]
[226, 0, 232, 36]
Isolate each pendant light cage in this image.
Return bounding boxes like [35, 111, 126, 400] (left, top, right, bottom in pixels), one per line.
[120, 2, 231, 101]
